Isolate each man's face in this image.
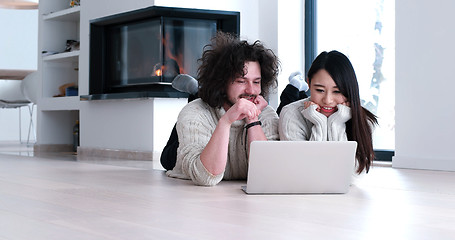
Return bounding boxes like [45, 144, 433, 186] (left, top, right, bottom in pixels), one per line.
[224, 61, 262, 109]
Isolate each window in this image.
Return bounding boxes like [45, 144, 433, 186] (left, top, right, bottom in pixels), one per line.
[306, 0, 395, 160]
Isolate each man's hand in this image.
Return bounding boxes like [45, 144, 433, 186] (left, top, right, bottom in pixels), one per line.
[223, 98, 261, 124]
[201, 98, 262, 176]
[252, 95, 268, 112]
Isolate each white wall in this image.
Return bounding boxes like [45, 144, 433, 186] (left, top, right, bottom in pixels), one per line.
[393, 0, 455, 171]
[277, 0, 304, 107]
[259, 0, 279, 108]
[0, 9, 38, 69]
[0, 8, 38, 142]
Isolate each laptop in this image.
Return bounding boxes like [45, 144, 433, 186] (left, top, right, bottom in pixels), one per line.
[242, 141, 357, 194]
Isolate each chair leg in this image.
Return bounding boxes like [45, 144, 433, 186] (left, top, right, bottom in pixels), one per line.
[19, 107, 22, 143]
[26, 104, 36, 144]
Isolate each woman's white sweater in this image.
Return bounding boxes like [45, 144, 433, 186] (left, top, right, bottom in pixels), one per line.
[278, 98, 351, 142]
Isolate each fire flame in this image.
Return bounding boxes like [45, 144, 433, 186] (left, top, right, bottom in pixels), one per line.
[151, 33, 189, 77]
[163, 33, 185, 74]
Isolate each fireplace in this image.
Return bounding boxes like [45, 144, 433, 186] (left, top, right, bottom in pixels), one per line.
[86, 6, 239, 100]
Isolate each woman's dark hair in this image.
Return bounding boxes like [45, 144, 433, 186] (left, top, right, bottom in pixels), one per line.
[307, 50, 378, 174]
[197, 32, 280, 108]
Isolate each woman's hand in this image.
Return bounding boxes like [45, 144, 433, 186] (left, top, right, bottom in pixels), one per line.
[341, 101, 350, 107]
[304, 101, 321, 112]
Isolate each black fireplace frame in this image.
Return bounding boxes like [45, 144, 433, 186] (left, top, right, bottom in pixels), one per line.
[84, 6, 240, 101]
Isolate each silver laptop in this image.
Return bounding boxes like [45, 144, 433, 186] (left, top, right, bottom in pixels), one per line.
[242, 141, 357, 194]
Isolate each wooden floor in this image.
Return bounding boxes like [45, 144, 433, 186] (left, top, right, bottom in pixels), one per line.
[0, 143, 454, 240]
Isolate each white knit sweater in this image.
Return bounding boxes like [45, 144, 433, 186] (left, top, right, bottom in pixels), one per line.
[278, 98, 351, 141]
[166, 99, 279, 186]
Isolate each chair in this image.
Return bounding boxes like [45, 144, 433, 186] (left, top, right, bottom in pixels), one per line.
[0, 71, 37, 143]
[20, 71, 38, 143]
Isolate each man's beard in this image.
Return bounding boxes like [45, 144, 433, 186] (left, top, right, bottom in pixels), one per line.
[226, 94, 257, 107]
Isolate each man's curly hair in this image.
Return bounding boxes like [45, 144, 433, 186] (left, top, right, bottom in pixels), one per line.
[197, 32, 280, 108]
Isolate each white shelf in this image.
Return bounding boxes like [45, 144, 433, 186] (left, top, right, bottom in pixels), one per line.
[43, 6, 80, 22]
[37, 0, 81, 146]
[43, 51, 79, 62]
[39, 96, 80, 111]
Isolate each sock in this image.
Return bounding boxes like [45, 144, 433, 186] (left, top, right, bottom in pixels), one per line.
[288, 71, 309, 92]
[172, 74, 199, 95]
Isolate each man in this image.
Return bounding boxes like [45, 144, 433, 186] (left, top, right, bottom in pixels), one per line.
[166, 32, 280, 186]
[161, 72, 309, 171]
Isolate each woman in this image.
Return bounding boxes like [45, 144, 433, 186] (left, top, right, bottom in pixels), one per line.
[279, 50, 378, 174]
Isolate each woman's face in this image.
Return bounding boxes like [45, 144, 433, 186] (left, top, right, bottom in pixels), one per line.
[309, 69, 348, 118]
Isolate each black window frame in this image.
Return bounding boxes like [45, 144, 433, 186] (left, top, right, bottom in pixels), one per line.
[304, 0, 394, 161]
